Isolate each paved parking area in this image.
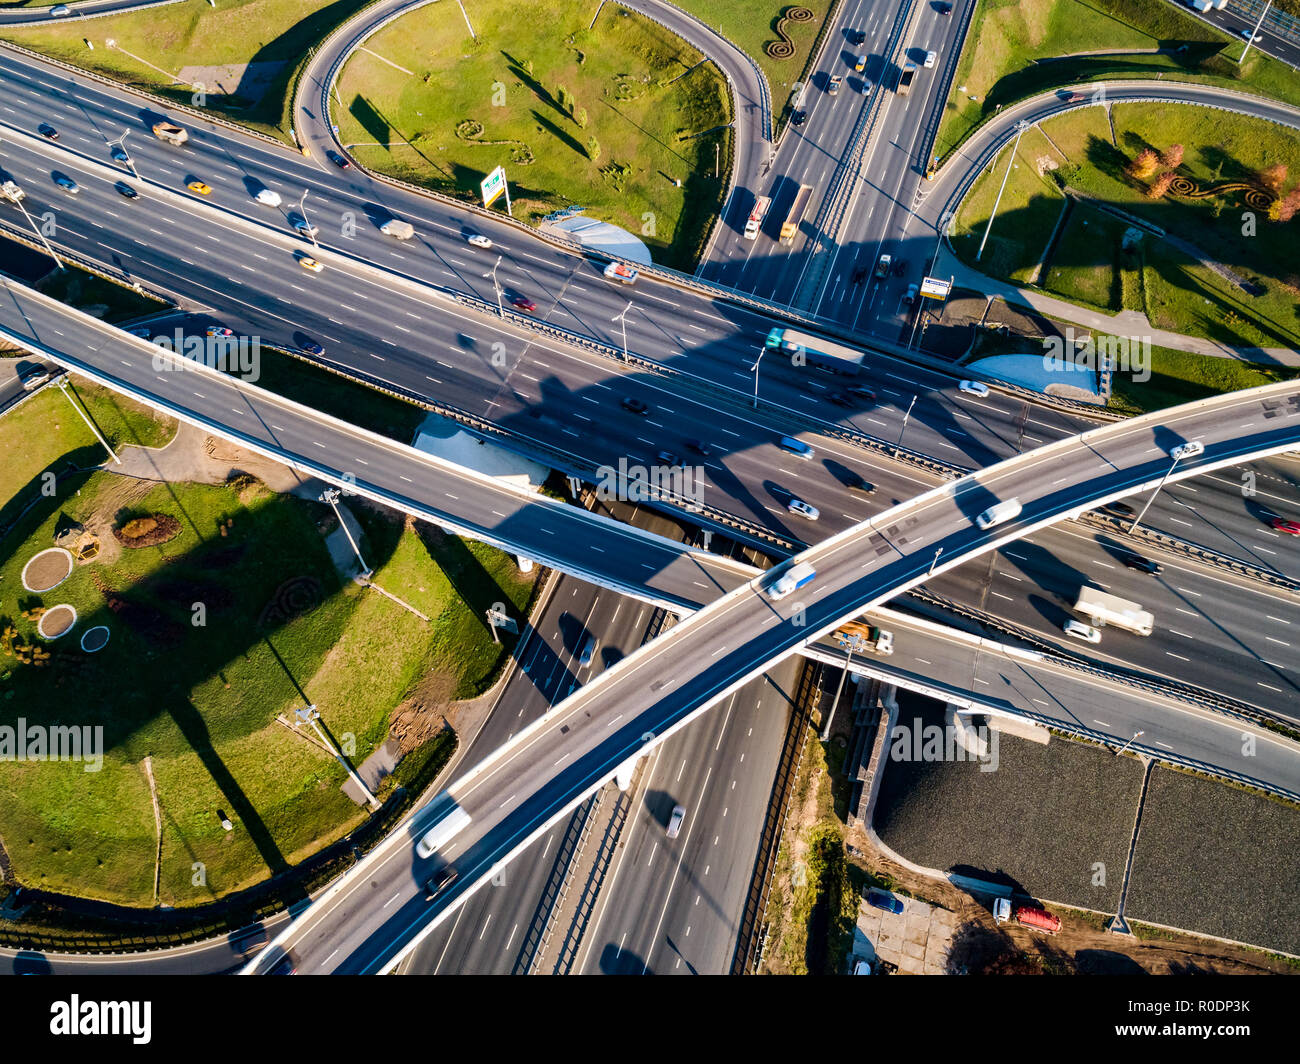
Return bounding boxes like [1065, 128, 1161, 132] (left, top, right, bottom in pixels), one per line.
[852, 890, 956, 975]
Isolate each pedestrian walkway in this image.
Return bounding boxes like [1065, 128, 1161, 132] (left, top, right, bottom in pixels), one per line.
[936, 248, 1300, 367]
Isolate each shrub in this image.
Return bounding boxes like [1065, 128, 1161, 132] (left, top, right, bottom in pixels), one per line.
[1127, 149, 1159, 180]
[114, 513, 181, 548]
[1158, 144, 1184, 169]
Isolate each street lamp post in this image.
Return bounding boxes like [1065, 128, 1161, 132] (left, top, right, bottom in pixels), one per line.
[57, 379, 120, 464]
[977, 120, 1030, 261]
[11, 193, 63, 270]
[1128, 446, 1198, 536]
[1115, 730, 1144, 757]
[821, 635, 866, 741]
[1238, 0, 1271, 63]
[298, 189, 318, 248]
[297, 705, 380, 808]
[751, 343, 768, 409]
[109, 129, 139, 180]
[484, 255, 504, 317]
[321, 488, 371, 577]
[611, 300, 633, 363]
[928, 546, 943, 576]
[894, 394, 917, 456]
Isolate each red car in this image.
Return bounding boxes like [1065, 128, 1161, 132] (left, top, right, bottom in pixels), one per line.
[1270, 516, 1300, 535]
[510, 295, 537, 313]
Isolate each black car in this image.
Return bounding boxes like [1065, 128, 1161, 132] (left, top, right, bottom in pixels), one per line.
[828, 391, 853, 408]
[849, 29, 866, 44]
[848, 475, 876, 495]
[686, 438, 711, 457]
[892, 257, 908, 276]
[114, 181, 139, 200]
[326, 150, 351, 169]
[655, 450, 680, 466]
[302, 340, 325, 356]
[1120, 552, 1162, 575]
[1103, 501, 1137, 519]
[791, 109, 807, 127]
[425, 867, 459, 901]
[937, 1, 953, 13]
[38, 123, 58, 141]
[848, 385, 877, 401]
[851, 266, 867, 285]
[621, 396, 649, 415]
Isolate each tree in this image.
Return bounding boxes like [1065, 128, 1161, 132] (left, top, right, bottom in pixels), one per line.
[1274, 185, 1300, 223]
[574, 107, 588, 129]
[1146, 171, 1175, 199]
[557, 85, 575, 117]
[1158, 143, 1184, 169]
[1126, 148, 1159, 179]
[586, 136, 601, 162]
[1260, 162, 1289, 194]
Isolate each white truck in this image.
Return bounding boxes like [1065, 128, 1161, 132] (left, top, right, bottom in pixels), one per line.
[1, 180, 25, 204]
[1073, 587, 1154, 636]
[151, 121, 189, 146]
[381, 218, 415, 240]
[1188, 0, 1213, 11]
[834, 620, 893, 655]
[415, 804, 472, 859]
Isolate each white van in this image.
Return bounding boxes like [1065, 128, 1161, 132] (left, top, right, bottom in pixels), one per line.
[415, 805, 472, 859]
[778, 436, 815, 460]
[975, 498, 1022, 530]
[767, 561, 815, 600]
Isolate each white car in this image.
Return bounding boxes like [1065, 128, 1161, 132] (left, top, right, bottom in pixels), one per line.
[254, 188, 282, 207]
[50, 4, 70, 14]
[924, 50, 937, 68]
[959, 379, 990, 398]
[293, 219, 318, 238]
[787, 498, 820, 521]
[1239, 29, 1261, 42]
[1169, 440, 1205, 461]
[466, 233, 492, 249]
[1063, 619, 1101, 644]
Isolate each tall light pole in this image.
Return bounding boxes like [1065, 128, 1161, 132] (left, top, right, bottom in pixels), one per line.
[821, 635, 866, 741]
[894, 394, 917, 456]
[1128, 443, 1201, 536]
[928, 546, 943, 576]
[109, 129, 139, 180]
[298, 189, 318, 248]
[977, 119, 1030, 261]
[57, 378, 120, 464]
[296, 705, 380, 808]
[1238, 1, 1271, 63]
[611, 299, 633, 363]
[321, 487, 371, 576]
[484, 255, 504, 317]
[1115, 730, 1144, 757]
[11, 192, 63, 270]
[750, 343, 768, 409]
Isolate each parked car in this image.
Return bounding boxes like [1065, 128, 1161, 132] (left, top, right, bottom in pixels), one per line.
[959, 380, 990, 398]
[1270, 516, 1300, 536]
[1120, 552, 1162, 575]
[621, 396, 649, 416]
[787, 498, 820, 520]
[425, 867, 458, 901]
[866, 889, 904, 915]
[1064, 618, 1102, 644]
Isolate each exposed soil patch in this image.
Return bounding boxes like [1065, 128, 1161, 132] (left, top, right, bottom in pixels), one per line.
[36, 603, 76, 640]
[21, 548, 72, 593]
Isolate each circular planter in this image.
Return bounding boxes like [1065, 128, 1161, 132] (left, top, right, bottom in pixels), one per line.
[37, 604, 77, 641]
[21, 547, 73, 593]
[80, 626, 110, 653]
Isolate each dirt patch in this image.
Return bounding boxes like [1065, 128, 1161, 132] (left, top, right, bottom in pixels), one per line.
[388, 669, 458, 758]
[113, 513, 181, 548]
[36, 603, 76, 640]
[21, 548, 72, 593]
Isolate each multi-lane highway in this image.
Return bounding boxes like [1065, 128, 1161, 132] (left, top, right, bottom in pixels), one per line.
[245, 379, 1300, 974]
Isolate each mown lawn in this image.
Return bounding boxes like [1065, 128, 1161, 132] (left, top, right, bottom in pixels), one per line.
[938, 0, 1300, 160]
[954, 102, 1300, 349]
[1108, 344, 1299, 415]
[334, 0, 732, 268]
[2, 0, 372, 139]
[0, 467, 537, 906]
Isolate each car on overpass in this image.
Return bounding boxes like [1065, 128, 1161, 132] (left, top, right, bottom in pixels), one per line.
[1064, 619, 1102, 644]
[114, 181, 139, 200]
[38, 123, 58, 140]
[1271, 516, 1300, 536]
[621, 396, 649, 415]
[959, 379, 990, 398]
[186, 179, 212, 195]
[425, 868, 458, 900]
[666, 804, 687, 839]
[1120, 552, 1162, 575]
[787, 498, 819, 520]
[510, 295, 537, 313]
[53, 174, 79, 194]
[326, 150, 351, 169]
[466, 233, 493, 249]
[791, 109, 807, 126]
[924, 50, 938, 68]
[828, 74, 843, 96]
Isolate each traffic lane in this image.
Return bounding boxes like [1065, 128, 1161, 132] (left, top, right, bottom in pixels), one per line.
[875, 612, 1300, 786]
[931, 525, 1300, 716]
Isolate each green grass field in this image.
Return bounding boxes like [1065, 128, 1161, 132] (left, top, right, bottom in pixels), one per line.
[1108, 345, 1299, 415]
[0, 462, 536, 906]
[2, 0, 371, 139]
[954, 102, 1300, 350]
[937, 0, 1300, 161]
[675, 0, 835, 116]
[334, 0, 732, 268]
